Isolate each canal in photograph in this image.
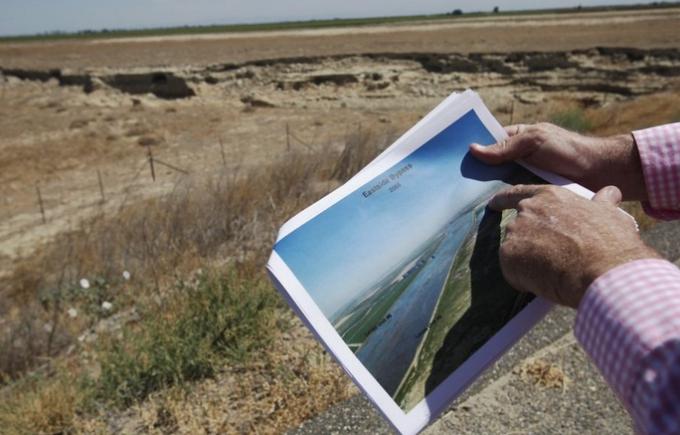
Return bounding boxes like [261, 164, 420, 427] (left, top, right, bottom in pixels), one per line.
[355, 212, 474, 396]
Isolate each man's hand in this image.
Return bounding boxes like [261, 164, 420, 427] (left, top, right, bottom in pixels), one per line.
[470, 123, 648, 201]
[490, 184, 659, 308]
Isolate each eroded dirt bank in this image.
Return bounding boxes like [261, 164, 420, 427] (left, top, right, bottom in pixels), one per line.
[1, 46, 679, 273]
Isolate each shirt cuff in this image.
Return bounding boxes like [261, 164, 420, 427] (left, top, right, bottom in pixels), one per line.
[574, 259, 680, 413]
[641, 201, 680, 221]
[634, 123, 680, 215]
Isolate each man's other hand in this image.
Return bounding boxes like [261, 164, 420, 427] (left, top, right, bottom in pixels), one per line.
[470, 123, 648, 201]
[489, 184, 659, 308]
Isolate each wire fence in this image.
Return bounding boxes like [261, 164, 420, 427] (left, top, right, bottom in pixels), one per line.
[1, 122, 321, 233]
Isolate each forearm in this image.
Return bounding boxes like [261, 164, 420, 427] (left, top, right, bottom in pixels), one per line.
[574, 259, 680, 433]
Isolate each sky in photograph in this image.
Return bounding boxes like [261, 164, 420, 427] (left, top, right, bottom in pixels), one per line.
[0, 0, 659, 36]
[275, 109, 518, 319]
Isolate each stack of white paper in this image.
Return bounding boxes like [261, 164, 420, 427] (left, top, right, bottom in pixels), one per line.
[267, 90, 590, 434]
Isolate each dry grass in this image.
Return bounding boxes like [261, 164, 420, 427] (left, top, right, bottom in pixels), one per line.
[587, 91, 680, 136]
[94, 270, 281, 408]
[0, 281, 355, 435]
[0, 127, 387, 379]
[515, 359, 568, 390]
[75, 315, 357, 434]
[549, 107, 593, 133]
[0, 363, 84, 435]
[0, 128, 385, 434]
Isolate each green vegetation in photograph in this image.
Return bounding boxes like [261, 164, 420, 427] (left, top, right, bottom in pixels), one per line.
[393, 213, 479, 408]
[336, 238, 442, 351]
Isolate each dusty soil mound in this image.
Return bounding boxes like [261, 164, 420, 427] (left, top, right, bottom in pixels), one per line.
[3, 47, 678, 100]
[102, 72, 196, 99]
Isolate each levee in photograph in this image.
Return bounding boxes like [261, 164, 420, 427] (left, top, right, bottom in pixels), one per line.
[275, 108, 544, 411]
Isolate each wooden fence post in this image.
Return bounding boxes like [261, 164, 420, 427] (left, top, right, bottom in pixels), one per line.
[509, 99, 515, 125]
[146, 145, 156, 181]
[35, 184, 46, 224]
[97, 169, 106, 203]
[219, 138, 227, 167]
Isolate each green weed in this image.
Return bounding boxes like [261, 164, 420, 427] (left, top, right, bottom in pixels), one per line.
[550, 108, 593, 133]
[0, 368, 85, 435]
[94, 271, 281, 407]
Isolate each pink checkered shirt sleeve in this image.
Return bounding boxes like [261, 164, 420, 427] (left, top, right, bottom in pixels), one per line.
[574, 259, 680, 434]
[634, 123, 680, 220]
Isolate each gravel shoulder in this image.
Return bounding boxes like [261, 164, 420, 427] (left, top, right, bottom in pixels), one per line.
[289, 220, 680, 434]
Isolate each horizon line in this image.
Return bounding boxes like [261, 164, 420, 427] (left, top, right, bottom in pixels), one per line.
[1, 1, 677, 40]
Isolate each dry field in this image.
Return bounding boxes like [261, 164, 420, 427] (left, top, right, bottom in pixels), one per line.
[1, 8, 680, 69]
[1, 7, 680, 434]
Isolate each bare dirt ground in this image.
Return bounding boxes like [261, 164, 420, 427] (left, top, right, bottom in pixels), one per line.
[1, 8, 680, 276]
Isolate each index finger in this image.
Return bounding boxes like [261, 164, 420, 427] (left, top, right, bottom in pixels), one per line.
[488, 184, 549, 211]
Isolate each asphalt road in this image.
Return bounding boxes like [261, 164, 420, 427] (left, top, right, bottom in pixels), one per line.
[288, 219, 680, 434]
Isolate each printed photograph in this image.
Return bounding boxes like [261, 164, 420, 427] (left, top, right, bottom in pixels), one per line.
[275, 109, 543, 411]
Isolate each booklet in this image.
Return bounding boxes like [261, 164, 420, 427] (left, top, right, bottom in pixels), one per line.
[267, 90, 593, 434]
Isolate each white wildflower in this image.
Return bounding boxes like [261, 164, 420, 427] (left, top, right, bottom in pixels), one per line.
[67, 307, 78, 318]
[79, 278, 90, 289]
[101, 301, 113, 311]
[122, 270, 131, 281]
[43, 323, 53, 333]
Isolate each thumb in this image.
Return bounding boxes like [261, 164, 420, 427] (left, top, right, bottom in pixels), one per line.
[591, 185, 622, 206]
[469, 134, 527, 165]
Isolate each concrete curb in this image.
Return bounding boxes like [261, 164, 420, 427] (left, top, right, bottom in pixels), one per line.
[289, 220, 680, 435]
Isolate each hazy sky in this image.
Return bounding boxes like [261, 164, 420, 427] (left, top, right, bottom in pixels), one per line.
[0, 0, 656, 37]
